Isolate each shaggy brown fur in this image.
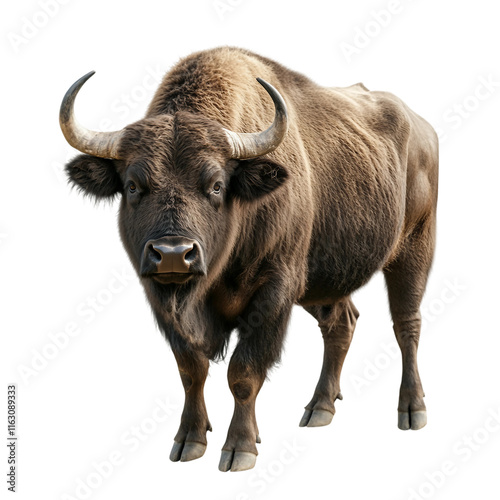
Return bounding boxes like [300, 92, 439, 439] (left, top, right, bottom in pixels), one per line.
[65, 47, 438, 471]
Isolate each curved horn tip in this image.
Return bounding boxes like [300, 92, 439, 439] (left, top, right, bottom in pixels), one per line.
[59, 71, 124, 159]
[59, 71, 96, 125]
[83, 70, 96, 79]
[79, 70, 96, 84]
[255, 78, 288, 113]
[67, 70, 96, 95]
[222, 77, 289, 160]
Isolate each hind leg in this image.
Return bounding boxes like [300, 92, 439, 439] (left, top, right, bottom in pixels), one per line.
[300, 297, 359, 427]
[383, 218, 436, 430]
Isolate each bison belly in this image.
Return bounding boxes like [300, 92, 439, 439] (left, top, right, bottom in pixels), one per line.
[300, 188, 404, 304]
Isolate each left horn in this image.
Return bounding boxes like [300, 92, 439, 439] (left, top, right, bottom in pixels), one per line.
[60, 71, 124, 159]
[224, 78, 288, 160]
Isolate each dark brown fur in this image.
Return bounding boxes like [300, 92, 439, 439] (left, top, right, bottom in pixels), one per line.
[65, 47, 438, 469]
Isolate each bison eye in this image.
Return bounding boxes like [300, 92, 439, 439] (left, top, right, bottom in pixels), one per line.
[212, 183, 222, 194]
[128, 182, 137, 194]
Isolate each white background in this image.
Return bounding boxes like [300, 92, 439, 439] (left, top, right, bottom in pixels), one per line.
[2, 0, 499, 499]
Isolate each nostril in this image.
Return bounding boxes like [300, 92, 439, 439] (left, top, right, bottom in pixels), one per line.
[148, 245, 163, 263]
[184, 244, 198, 264]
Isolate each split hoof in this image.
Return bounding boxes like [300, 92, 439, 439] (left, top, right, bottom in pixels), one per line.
[218, 450, 257, 472]
[169, 440, 207, 462]
[398, 410, 427, 430]
[299, 408, 334, 427]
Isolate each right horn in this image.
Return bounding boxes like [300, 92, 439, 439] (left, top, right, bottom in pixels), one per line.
[60, 71, 125, 159]
[224, 78, 288, 160]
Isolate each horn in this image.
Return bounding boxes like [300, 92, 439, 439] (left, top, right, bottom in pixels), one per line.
[60, 71, 124, 159]
[224, 78, 288, 160]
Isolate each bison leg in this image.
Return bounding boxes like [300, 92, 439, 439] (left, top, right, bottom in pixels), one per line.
[169, 346, 211, 462]
[300, 297, 359, 427]
[219, 303, 292, 472]
[383, 217, 436, 431]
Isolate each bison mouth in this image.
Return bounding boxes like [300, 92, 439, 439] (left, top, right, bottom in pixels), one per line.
[150, 273, 194, 285]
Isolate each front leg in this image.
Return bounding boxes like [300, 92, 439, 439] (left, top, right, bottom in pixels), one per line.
[169, 346, 212, 462]
[219, 300, 292, 472]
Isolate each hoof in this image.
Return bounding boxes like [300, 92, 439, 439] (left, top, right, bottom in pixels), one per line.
[218, 450, 257, 472]
[299, 409, 334, 427]
[169, 441, 207, 462]
[398, 410, 427, 430]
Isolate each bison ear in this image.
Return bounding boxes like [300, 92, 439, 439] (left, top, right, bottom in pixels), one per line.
[229, 159, 288, 202]
[65, 154, 122, 199]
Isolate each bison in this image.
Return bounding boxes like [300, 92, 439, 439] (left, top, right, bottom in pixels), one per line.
[60, 47, 438, 472]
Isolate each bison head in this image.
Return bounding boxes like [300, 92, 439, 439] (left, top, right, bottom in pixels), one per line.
[60, 72, 289, 300]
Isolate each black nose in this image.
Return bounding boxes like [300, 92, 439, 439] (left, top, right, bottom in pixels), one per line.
[141, 236, 205, 276]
